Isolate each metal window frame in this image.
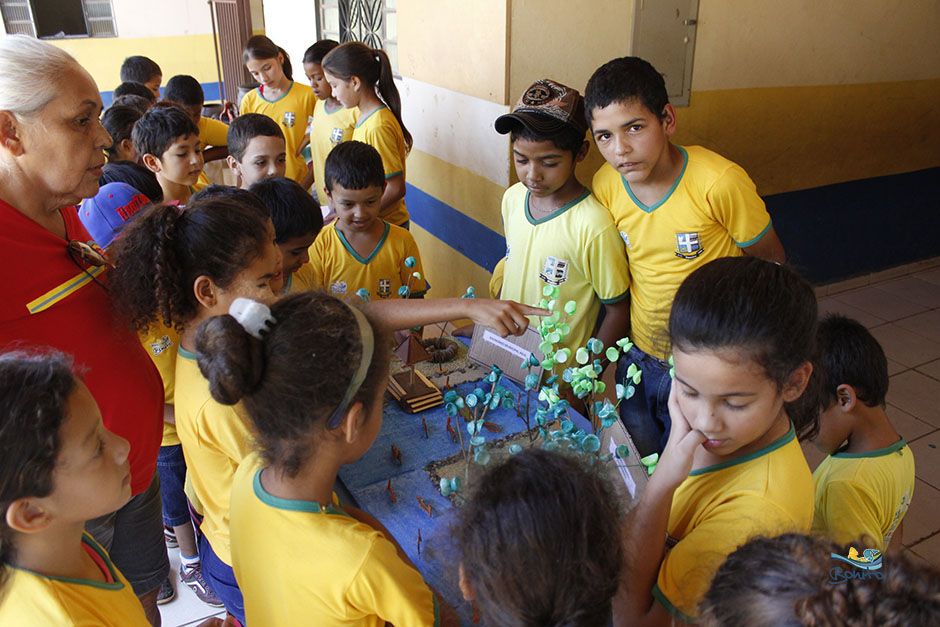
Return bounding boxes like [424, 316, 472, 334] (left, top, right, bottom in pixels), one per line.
[316, 0, 397, 75]
[0, 0, 116, 38]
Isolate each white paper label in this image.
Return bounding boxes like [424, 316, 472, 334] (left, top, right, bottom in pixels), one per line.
[482, 329, 532, 361]
[609, 438, 637, 499]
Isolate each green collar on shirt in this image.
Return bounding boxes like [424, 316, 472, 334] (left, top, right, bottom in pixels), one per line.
[689, 422, 796, 476]
[257, 81, 295, 103]
[253, 468, 347, 516]
[178, 345, 196, 361]
[355, 104, 386, 128]
[524, 188, 590, 226]
[621, 145, 688, 214]
[336, 221, 390, 264]
[6, 533, 126, 590]
[832, 437, 907, 459]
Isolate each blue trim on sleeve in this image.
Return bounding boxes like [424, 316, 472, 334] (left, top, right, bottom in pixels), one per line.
[735, 219, 773, 248]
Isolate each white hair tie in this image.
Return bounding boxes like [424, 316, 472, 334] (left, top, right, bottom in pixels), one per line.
[229, 298, 276, 340]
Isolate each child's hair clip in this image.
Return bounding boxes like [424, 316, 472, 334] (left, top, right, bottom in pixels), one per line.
[229, 297, 276, 340]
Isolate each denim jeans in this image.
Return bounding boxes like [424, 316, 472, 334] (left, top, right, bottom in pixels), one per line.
[616, 344, 674, 457]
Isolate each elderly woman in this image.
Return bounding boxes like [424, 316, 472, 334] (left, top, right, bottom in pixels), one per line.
[0, 36, 166, 624]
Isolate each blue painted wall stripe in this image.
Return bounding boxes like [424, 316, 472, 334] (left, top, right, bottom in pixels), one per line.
[406, 183, 506, 272]
[100, 82, 222, 108]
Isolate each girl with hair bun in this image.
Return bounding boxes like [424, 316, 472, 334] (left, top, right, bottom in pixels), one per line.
[614, 257, 819, 624]
[322, 42, 412, 227]
[0, 351, 145, 625]
[241, 35, 317, 186]
[198, 291, 457, 625]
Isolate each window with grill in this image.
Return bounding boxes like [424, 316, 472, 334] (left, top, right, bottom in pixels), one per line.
[0, 0, 116, 38]
[318, 0, 397, 74]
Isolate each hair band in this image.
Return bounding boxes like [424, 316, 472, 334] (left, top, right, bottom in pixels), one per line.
[229, 297, 276, 340]
[326, 304, 375, 429]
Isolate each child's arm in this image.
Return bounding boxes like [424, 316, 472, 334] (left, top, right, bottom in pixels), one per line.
[361, 298, 548, 337]
[380, 173, 405, 213]
[742, 225, 785, 263]
[164, 404, 175, 424]
[596, 298, 630, 361]
[613, 385, 705, 626]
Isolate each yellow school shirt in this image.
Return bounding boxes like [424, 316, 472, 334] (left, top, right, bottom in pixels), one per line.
[240, 82, 317, 184]
[230, 453, 440, 627]
[592, 145, 772, 360]
[288, 260, 318, 293]
[0, 533, 149, 626]
[194, 116, 230, 190]
[309, 221, 428, 299]
[500, 184, 630, 354]
[653, 424, 814, 622]
[174, 346, 255, 565]
[812, 439, 915, 551]
[139, 323, 181, 446]
[352, 106, 409, 226]
[311, 100, 359, 205]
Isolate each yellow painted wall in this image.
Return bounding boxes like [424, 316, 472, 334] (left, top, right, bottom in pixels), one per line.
[49, 34, 219, 93]
[398, 0, 508, 104]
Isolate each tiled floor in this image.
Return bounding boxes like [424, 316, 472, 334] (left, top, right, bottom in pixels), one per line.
[162, 262, 940, 626]
[811, 262, 940, 569]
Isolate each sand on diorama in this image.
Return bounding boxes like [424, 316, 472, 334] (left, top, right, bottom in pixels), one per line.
[388, 333, 486, 387]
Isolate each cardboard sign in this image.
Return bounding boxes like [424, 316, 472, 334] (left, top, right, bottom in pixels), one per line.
[467, 325, 544, 385]
[600, 417, 649, 509]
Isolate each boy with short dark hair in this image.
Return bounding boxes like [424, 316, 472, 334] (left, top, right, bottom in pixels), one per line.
[163, 75, 229, 190]
[308, 140, 427, 299]
[114, 81, 157, 104]
[494, 79, 630, 358]
[133, 103, 203, 205]
[302, 39, 358, 206]
[120, 55, 162, 99]
[586, 56, 786, 456]
[810, 314, 915, 551]
[226, 113, 287, 189]
[248, 176, 324, 293]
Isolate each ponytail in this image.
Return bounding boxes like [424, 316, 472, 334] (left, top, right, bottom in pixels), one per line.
[243, 35, 292, 81]
[109, 189, 272, 333]
[322, 42, 412, 151]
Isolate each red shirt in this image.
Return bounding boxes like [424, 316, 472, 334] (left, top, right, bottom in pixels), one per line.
[0, 199, 163, 495]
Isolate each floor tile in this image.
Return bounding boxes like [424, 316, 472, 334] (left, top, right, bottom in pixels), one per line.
[908, 532, 940, 571]
[887, 359, 907, 376]
[915, 266, 940, 286]
[886, 405, 935, 442]
[916, 359, 940, 382]
[895, 309, 940, 342]
[826, 275, 870, 295]
[903, 479, 940, 545]
[833, 286, 928, 323]
[908, 430, 940, 490]
[159, 547, 227, 627]
[800, 439, 827, 472]
[872, 324, 940, 368]
[887, 371, 940, 427]
[816, 296, 887, 329]
[874, 277, 940, 309]
[870, 264, 919, 285]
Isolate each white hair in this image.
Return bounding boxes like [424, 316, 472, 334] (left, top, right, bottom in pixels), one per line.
[0, 35, 79, 118]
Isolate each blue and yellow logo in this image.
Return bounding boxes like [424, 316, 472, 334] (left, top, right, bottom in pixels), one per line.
[829, 546, 885, 584]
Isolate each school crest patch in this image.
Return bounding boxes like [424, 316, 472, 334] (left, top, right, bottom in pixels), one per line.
[150, 335, 173, 356]
[675, 232, 704, 259]
[378, 279, 391, 299]
[330, 127, 345, 146]
[331, 281, 347, 294]
[539, 256, 569, 286]
[283, 112, 296, 128]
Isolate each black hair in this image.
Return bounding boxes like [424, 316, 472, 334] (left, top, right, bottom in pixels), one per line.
[243, 35, 292, 80]
[113, 81, 156, 103]
[455, 448, 622, 627]
[132, 102, 199, 160]
[163, 75, 204, 107]
[509, 117, 587, 155]
[111, 94, 152, 115]
[120, 55, 162, 84]
[701, 533, 940, 627]
[0, 351, 76, 589]
[323, 140, 385, 192]
[101, 105, 143, 161]
[584, 57, 669, 124]
[303, 39, 339, 66]
[99, 161, 164, 204]
[227, 113, 285, 162]
[249, 177, 323, 243]
[322, 42, 412, 151]
[194, 291, 390, 478]
[814, 314, 889, 409]
[669, 257, 819, 439]
[109, 188, 271, 333]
